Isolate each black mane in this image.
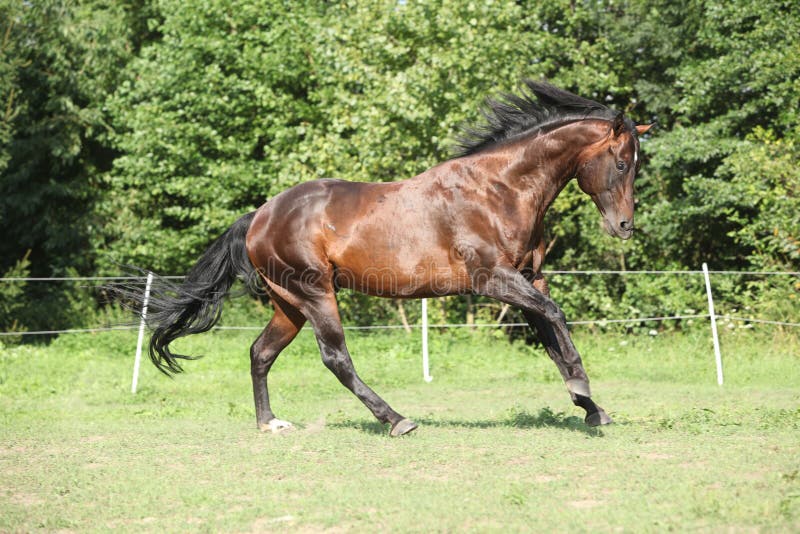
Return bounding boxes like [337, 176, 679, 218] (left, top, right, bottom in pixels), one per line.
[454, 80, 623, 158]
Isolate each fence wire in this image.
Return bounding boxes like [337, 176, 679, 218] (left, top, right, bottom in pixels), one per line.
[2, 270, 799, 283]
[1, 271, 797, 337]
[5, 313, 798, 338]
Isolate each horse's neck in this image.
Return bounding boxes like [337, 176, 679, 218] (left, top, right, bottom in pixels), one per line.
[484, 120, 605, 208]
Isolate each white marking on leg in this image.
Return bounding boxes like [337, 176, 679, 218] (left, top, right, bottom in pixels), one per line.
[566, 378, 591, 397]
[268, 418, 293, 433]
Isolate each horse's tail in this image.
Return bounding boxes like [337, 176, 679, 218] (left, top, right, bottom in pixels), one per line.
[124, 211, 257, 376]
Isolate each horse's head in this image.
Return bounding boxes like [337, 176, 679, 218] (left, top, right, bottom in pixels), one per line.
[576, 114, 653, 240]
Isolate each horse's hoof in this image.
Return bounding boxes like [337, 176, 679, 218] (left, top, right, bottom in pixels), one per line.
[390, 418, 418, 437]
[585, 410, 613, 427]
[259, 418, 294, 434]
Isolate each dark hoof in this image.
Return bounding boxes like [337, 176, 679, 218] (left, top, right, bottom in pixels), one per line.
[390, 418, 418, 437]
[585, 410, 613, 427]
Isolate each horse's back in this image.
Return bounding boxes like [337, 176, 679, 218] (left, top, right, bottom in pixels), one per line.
[246, 178, 400, 266]
[249, 178, 398, 237]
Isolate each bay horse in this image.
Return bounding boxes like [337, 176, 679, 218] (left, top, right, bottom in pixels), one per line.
[132, 81, 652, 436]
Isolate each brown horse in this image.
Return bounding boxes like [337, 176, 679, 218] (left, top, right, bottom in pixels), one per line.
[133, 81, 652, 436]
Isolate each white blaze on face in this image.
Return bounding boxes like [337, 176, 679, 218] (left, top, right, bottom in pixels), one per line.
[633, 142, 639, 168]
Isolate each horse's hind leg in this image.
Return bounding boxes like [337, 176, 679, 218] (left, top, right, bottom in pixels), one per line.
[302, 292, 417, 437]
[251, 296, 306, 432]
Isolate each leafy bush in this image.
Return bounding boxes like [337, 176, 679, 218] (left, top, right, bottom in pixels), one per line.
[0, 252, 31, 342]
[1, 0, 797, 337]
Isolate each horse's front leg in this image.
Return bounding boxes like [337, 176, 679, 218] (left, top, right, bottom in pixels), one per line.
[475, 265, 612, 426]
[521, 312, 612, 426]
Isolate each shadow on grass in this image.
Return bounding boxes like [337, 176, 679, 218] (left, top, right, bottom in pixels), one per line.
[328, 407, 605, 437]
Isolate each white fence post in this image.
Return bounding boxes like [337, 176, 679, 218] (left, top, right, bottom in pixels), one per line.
[131, 272, 154, 394]
[702, 263, 724, 386]
[421, 298, 432, 382]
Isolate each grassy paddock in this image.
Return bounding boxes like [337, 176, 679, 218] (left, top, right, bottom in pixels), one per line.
[1, 326, 799, 532]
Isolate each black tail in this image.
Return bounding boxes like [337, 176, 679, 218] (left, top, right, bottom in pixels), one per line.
[116, 212, 258, 375]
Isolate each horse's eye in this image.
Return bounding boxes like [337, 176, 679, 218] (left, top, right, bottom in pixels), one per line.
[616, 161, 626, 172]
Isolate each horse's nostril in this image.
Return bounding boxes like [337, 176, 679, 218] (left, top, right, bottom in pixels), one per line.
[620, 220, 631, 230]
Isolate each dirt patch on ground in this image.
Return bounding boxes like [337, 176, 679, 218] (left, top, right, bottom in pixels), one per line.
[568, 499, 603, 509]
[5, 490, 45, 507]
[642, 452, 673, 460]
[0, 445, 30, 456]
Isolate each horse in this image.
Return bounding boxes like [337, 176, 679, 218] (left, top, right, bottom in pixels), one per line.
[127, 80, 652, 437]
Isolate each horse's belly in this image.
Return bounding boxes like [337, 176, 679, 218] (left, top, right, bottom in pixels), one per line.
[332, 249, 470, 298]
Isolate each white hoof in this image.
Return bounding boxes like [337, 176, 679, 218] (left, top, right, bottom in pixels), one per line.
[267, 418, 293, 433]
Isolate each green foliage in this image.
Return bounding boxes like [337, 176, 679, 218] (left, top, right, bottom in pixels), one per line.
[0, 2, 22, 176]
[101, 0, 323, 273]
[0, 251, 31, 340]
[723, 128, 800, 271]
[631, 0, 800, 272]
[101, 0, 595, 272]
[0, 0, 134, 277]
[0, 1, 149, 332]
[545, 0, 800, 323]
[1, 0, 798, 333]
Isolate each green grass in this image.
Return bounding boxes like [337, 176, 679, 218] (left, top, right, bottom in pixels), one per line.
[1, 326, 799, 532]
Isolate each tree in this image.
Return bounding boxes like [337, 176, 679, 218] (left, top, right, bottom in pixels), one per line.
[622, 0, 799, 272]
[101, 0, 634, 267]
[101, 0, 323, 274]
[3, 0, 797, 333]
[0, 1, 135, 277]
[101, 0, 637, 324]
[0, 0, 143, 333]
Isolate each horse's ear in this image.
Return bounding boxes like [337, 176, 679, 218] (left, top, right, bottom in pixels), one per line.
[635, 123, 654, 135]
[612, 112, 626, 137]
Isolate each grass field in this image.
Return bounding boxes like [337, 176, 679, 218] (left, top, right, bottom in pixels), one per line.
[1, 324, 799, 532]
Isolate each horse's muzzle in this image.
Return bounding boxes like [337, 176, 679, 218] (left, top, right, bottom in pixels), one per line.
[603, 217, 635, 240]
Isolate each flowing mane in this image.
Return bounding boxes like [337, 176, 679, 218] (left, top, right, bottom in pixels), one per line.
[455, 80, 627, 157]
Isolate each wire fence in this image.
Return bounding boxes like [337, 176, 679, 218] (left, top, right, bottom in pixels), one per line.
[10, 316, 799, 338]
[0, 314, 723, 337]
[1, 269, 798, 337]
[2, 269, 799, 282]
[3, 267, 798, 391]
